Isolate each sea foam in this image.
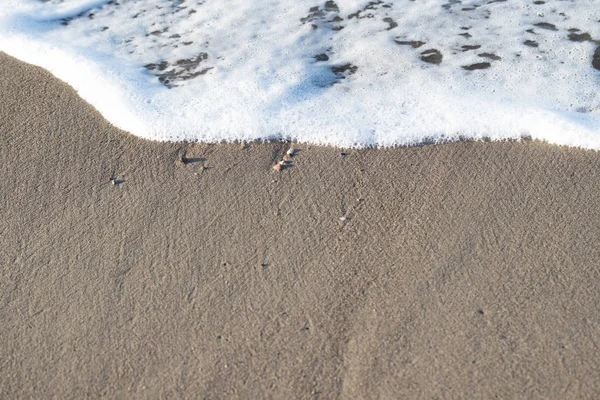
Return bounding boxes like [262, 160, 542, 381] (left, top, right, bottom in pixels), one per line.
[1, 0, 599, 148]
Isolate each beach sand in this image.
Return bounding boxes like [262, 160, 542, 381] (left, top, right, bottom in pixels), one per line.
[2, 52, 600, 398]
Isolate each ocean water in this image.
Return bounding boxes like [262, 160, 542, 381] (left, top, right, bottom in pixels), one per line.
[1, 0, 599, 148]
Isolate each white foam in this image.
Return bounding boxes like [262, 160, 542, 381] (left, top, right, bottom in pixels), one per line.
[1, 0, 599, 148]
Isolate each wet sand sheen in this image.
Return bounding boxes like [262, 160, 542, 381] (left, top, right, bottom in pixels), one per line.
[1, 53, 600, 398]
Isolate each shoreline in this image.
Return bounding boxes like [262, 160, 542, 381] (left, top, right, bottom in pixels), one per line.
[2, 52, 600, 398]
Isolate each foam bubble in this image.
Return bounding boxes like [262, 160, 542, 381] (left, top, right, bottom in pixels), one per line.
[1, 0, 599, 148]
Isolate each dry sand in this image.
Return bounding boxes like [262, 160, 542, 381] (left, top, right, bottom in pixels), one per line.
[1, 52, 600, 398]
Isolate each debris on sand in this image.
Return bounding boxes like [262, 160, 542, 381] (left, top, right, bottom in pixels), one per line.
[109, 174, 124, 186]
[273, 160, 287, 171]
[273, 148, 296, 171]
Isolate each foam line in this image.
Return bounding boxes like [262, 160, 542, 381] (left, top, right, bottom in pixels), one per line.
[1, 0, 599, 148]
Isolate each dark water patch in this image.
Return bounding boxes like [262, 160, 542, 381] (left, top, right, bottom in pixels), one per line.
[175, 54, 208, 69]
[533, 1, 545, 4]
[462, 45, 481, 51]
[593, 47, 600, 71]
[324, 1, 339, 12]
[148, 27, 169, 36]
[145, 61, 169, 71]
[383, 17, 398, 30]
[395, 39, 426, 48]
[568, 32, 592, 42]
[331, 63, 358, 77]
[315, 54, 329, 61]
[523, 40, 539, 47]
[442, 0, 461, 10]
[462, 62, 491, 70]
[420, 49, 443, 64]
[301, 7, 327, 24]
[145, 53, 212, 88]
[59, 5, 101, 26]
[302, 1, 340, 23]
[55, 0, 121, 26]
[459, 32, 472, 39]
[302, 2, 344, 31]
[348, 1, 388, 19]
[315, 63, 359, 86]
[534, 22, 558, 31]
[478, 52, 501, 60]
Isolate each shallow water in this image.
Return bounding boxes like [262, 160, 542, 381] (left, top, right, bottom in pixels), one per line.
[1, 0, 599, 148]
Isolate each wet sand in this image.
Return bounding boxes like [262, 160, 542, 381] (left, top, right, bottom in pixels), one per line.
[1, 52, 600, 398]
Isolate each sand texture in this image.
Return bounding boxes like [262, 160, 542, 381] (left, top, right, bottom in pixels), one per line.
[1, 53, 600, 399]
